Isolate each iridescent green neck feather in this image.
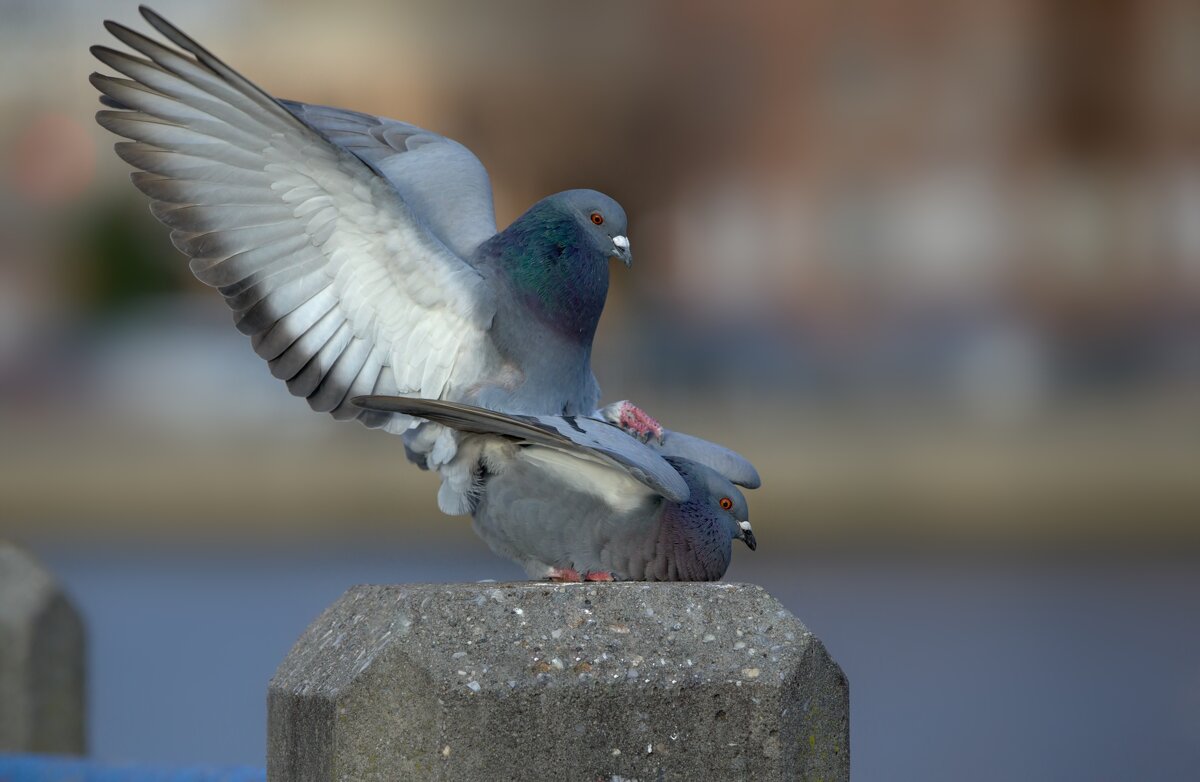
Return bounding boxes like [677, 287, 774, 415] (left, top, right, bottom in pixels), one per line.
[483, 201, 610, 343]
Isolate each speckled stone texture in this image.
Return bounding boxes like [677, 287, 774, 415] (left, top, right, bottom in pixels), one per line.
[0, 542, 86, 754]
[268, 583, 848, 781]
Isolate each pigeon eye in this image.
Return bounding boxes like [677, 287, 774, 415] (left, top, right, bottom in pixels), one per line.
[719, 497, 733, 511]
[590, 212, 604, 226]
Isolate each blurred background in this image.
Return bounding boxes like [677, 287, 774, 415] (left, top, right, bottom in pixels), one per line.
[1, 0, 1198, 778]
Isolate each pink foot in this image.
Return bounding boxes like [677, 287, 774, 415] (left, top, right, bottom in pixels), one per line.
[546, 567, 582, 582]
[601, 400, 665, 444]
[583, 570, 615, 582]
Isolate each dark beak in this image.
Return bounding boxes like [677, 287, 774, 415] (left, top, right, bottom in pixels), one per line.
[740, 528, 757, 551]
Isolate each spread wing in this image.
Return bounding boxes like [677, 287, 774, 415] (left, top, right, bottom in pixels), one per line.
[354, 396, 691, 503]
[91, 7, 501, 430]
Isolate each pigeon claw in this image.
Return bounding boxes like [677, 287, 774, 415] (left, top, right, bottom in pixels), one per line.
[602, 400, 665, 444]
[546, 567, 582, 583]
[583, 570, 615, 582]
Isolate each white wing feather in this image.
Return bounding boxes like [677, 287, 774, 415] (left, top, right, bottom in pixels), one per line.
[91, 10, 500, 432]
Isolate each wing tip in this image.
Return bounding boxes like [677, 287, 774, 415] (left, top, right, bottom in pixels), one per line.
[87, 70, 106, 87]
[101, 20, 128, 38]
[93, 110, 121, 134]
[738, 471, 763, 490]
[87, 72, 122, 107]
[139, 6, 173, 35]
[89, 43, 123, 65]
[665, 478, 691, 504]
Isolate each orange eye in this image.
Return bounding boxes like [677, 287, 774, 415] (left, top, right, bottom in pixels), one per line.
[719, 497, 733, 511]
[590, 212, 604, 225]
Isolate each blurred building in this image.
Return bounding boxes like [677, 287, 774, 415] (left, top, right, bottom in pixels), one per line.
[1, 0, 1198, 541]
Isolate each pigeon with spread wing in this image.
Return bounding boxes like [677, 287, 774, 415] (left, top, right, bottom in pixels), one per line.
[90, 7, 667, 512]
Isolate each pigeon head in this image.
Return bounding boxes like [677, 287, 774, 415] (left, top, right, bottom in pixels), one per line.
[668, 458, 757, 554]
[687, 461, 755, 551]
[550, 189, 632, 267]
[485, 189, 631, 342]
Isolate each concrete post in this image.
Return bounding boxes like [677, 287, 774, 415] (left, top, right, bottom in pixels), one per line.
[269, 582, 848, 781]
[0, 542, 86, 754]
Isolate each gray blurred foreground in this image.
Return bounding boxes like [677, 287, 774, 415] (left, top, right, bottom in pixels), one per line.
[0, 542, 85, 754]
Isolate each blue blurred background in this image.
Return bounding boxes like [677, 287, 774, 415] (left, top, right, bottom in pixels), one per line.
[2, 1, 1199, 779]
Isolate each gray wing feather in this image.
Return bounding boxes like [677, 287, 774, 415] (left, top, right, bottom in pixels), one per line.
[654, 430, 761, 489]
[354, 396, 690, 503]
[91, 8, 500, 433]
[279, 101, 497, 260]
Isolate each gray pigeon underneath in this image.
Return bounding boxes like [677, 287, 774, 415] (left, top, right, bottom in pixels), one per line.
[354, 397, 757, 582]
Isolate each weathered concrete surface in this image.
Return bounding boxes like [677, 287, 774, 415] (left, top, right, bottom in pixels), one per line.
[269, 582, 848, 781]
[0, 542, 86, 753]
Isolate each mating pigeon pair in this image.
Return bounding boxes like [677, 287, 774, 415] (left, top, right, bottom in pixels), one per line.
[91, 6, 760, 581]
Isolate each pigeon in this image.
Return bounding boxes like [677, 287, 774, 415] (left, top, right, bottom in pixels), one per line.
[89, 7, 663, 510]
[353, 396, 759, 582]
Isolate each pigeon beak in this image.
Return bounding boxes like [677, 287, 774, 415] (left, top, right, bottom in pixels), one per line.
[612, 235, 632, 268]
[738, 520, 757, 551]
